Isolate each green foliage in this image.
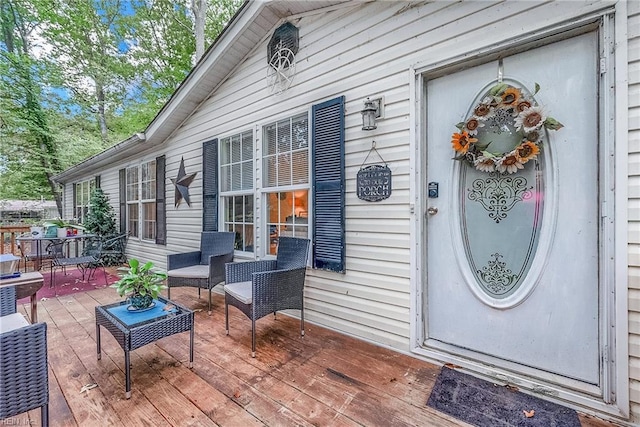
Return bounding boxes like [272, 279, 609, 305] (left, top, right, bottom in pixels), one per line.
[43, 218, 84, 229]
[0, 0, 244, 201]
[111, 258, 167, 300]
[0, 0, 64, 201]
[83, 188, 117, 237]
[206, 0, 244, 44]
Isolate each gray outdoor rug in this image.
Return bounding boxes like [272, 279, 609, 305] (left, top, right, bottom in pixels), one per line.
[427, 367, 581, 427]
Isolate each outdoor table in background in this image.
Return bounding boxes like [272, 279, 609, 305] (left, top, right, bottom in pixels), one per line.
[0, 271, 44, 323]
[17, 234, 97, 271]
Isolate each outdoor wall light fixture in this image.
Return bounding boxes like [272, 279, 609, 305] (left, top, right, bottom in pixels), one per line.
[361, 97, 382, 131]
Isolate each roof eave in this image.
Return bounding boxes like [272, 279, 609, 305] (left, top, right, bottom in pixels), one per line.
[144, 0, 263, 144]
[54, 1, 350, 183]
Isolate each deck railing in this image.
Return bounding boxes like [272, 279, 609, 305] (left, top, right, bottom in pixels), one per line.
[1, 225, 30, 256]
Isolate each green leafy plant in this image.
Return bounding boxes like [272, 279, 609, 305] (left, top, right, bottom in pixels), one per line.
[111, 259, 167, 308]
[43, 218, 85, 229]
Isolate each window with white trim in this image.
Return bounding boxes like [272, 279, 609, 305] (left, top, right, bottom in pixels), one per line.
[74, 179, 96, 223]
[263, 113, 309, 255]
[220, 130, 254, 252]
[212, 99, 343, 268]
[126, 160, 156, 240]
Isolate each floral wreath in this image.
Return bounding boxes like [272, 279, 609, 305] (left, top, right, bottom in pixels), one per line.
[451, 83, 563, 174]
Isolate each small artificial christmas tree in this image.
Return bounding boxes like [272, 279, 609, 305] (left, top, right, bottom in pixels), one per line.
[84, 188, 123, 266]
[84, 188, 117, 237]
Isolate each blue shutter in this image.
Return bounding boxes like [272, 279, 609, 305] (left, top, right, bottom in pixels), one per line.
[155, 155, 166, 245]
[202, 139, 219, 231]
[312, 96, 345, 272]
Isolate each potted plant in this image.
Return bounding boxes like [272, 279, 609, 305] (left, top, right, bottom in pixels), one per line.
[43, 218, 85, 238]
[111, 258, 167, 310]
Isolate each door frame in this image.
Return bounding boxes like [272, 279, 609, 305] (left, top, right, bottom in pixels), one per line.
[408, 6, 629, 419]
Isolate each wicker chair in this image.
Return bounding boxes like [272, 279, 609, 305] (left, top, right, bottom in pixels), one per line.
[0, 286, 49, 425]
[167, 232, 235, 314]
[0, 286, 16, 316]
[224, 237, 310, 357]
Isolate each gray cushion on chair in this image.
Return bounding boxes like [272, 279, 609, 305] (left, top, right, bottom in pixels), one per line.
[0, 313, 29, 333]
[167, 265, 209, 279]
[223, 281, 252, 304]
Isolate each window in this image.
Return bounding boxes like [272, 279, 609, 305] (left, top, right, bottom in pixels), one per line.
[141, 161, 156, 240]
[208, 97, 344, 269]
[263, 113, 309, 255]
[126, 167, 139, 238]
[74, 179, 97, 223]
[126, 160, 156, 240]
[220, 131, 254, 252]
[266, 190, 308, 254]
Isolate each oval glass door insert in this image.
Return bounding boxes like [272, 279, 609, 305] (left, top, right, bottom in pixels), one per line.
[452, 80, 560, 302]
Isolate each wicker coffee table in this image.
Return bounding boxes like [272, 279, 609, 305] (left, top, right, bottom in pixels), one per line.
[95, 296, 194, 398]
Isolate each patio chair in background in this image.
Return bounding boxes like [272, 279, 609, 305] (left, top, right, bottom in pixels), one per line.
[0, 286, 49, 425]
[49, 236, 108, 288]
[17, 238, 63, 273]
[100, 233, 129, 265]
[224, 236, 310, 357]
[167, 231, 235, 314]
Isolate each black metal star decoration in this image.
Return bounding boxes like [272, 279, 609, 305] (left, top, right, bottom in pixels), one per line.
[171, 157, 197, 207]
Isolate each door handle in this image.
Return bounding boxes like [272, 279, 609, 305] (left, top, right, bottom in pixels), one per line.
[427, 207, 438, 215]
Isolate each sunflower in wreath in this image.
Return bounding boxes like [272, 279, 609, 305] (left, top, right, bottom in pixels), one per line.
[451, 83, 563, 174]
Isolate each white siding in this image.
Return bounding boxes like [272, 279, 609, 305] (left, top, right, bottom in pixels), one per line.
[628, 0, 640, 421]
[58, 0, 638, 422]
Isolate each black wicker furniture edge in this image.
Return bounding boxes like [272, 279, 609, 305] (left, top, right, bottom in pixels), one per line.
[0, 285, 16, 316]
[167, 231, 235, 314]
[0, 314, 49, 425]
[95, 296, 194, 399]
[224, 236, 311, 357]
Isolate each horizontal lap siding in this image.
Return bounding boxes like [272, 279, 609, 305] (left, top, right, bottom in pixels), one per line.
[629, 0, 640, 421]
[56, 0, 637, 420]
[297, 0, 613, 347]
[166, 1, 628, 350]
[61, 182, 73, 218]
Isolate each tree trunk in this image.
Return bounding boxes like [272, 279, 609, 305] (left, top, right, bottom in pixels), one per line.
[1, 0, 63, 207]
[191, 0, 207, 63]
[96, 83, 108, 141]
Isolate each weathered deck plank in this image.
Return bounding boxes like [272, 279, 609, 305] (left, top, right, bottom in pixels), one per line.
[59, 290, 173, 427]
[7, 285, 619, 427]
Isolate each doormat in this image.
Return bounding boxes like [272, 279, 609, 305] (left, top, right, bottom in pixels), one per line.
[426, 367, 581, 427]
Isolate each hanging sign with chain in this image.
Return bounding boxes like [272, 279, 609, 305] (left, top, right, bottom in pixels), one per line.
[357, 141, 392, 202]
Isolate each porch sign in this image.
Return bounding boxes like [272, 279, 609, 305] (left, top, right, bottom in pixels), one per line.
[357, 164, 392, 202]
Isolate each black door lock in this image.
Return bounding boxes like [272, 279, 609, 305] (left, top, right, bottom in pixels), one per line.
[428, 182, 438, 198]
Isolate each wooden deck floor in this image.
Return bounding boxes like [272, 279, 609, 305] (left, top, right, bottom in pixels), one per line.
[6, 286, 619, 427]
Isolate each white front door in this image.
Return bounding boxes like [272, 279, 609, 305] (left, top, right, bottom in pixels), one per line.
[425, 31, 603, 389]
